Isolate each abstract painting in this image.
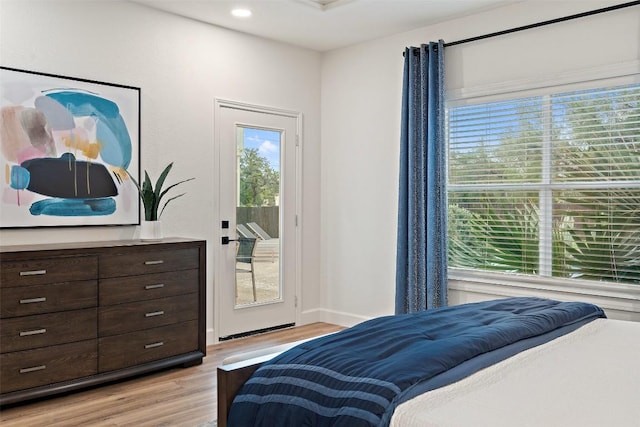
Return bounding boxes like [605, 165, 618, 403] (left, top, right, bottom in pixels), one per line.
[0, 67, 140, 228]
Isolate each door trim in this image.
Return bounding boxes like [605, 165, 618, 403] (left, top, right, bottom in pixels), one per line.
[213, 98, 303, 342]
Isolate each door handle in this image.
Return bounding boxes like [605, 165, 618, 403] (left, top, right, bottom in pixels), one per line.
[221, 236, 238, 245]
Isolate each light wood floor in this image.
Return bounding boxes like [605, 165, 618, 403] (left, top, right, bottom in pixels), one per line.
[0, 322, 343, 427]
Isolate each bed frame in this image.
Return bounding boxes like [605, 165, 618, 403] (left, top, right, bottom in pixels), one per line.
[217, 358, 264, 427]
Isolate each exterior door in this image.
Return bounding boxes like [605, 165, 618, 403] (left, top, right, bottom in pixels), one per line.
[215, 99, 300, 339]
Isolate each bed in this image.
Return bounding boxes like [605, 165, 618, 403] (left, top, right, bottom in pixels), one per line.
[217, 297, 640, 427]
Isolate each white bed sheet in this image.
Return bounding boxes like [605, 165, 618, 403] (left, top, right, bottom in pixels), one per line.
[391, 319, 640, 427]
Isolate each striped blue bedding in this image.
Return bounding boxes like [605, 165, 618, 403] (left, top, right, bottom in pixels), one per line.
[227, 297, 606, 427]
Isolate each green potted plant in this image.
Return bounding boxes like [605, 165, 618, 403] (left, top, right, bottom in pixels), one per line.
[128, 162, 195, 240]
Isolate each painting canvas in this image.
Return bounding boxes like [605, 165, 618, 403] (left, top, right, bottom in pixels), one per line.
[0, 67, 140, 228]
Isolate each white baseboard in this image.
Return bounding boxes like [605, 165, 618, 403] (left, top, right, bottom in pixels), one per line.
[206, 328, 216, 346]
[301, 308, 371, 328]
[299, 308, 322, 325]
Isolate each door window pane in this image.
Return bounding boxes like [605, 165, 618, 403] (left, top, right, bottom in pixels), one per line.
[235, 126, 281, 305]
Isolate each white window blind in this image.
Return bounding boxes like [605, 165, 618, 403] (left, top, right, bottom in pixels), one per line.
[447, 82, 640, 285]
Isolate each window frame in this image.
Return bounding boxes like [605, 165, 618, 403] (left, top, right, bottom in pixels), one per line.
[445, 65, 640, 306]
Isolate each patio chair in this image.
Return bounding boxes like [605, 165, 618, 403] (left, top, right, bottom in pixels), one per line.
[247, 222, 273, 240]
[246, 222, 279, 262]
[236, 236, 258, 301]
[237, 223, 255, 239]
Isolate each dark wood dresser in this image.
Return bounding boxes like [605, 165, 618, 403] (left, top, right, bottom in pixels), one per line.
[0, 238, 206, 405]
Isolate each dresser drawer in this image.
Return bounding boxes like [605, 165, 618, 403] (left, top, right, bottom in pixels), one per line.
[0, 309, 97, 353]
[0, 340, 97, 394]
[0, 281, 97, 318]
[1, 256, 97, 288]
[99, 321, 198, 372]
[99, 294, 198, 336]
[99, 269, 199, 306]
[99, 248, 200, 279]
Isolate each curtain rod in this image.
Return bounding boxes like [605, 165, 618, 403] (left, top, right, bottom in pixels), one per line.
[405, 0, 639, 54]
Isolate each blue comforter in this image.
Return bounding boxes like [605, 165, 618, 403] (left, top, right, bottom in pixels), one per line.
[227, 297, 605, 427]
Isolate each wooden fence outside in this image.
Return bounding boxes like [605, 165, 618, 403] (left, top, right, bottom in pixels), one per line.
[236, 206, 279, 238]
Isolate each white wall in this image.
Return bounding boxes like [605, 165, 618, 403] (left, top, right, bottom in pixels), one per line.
[0, 0, 323, 343]
[2, 0, 638, 334]
[320, 0, 640, 325]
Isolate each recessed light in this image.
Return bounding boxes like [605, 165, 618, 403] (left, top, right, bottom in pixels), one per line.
[231, 8, 252, 18]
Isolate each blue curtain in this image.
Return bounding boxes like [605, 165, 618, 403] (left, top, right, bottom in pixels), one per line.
[395, 41, 448, 314]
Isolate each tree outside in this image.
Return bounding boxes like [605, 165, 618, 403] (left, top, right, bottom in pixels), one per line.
[239, 147, 279, 207]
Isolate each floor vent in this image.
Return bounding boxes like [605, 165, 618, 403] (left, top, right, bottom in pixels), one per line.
[218, 323, 295, 341]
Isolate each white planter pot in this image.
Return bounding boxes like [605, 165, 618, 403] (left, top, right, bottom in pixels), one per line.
[140, 220, 162, 241]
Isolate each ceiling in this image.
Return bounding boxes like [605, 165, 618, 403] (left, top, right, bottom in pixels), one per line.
[130, 0, 520, 51]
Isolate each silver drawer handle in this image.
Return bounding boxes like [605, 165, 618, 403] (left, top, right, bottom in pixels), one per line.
[144, 341, 164, 349]
[20, 365, 46, 374]
[20, 329, 47, 337]
[145, 311, 165, 317]
[20, 297, 47, 304]
[144, 260, 164, 265]
[20, 269, 47, 276]
[145, 284, 165, 290]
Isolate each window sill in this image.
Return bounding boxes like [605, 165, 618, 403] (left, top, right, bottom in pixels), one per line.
[448, 268, 640, 320]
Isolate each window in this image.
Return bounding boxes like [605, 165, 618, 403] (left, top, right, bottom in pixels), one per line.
[447, 82, 640, 286]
